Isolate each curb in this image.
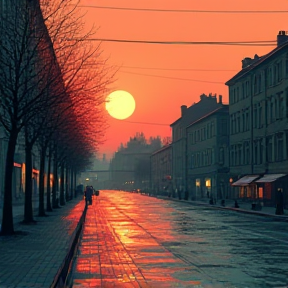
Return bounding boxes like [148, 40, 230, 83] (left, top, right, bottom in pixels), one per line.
[156, 195, 288, 221]
[50, 202, 87, 288]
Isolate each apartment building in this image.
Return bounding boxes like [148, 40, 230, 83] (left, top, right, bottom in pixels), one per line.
[186, 105, 229, 202]
[225, 31, 288, 207]
[150, 144, 172, 196]
[170, 93, 224, 198]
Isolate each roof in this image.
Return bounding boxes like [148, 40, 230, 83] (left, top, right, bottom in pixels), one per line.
[170, 96, 222, 128]
[151, 144, 172, 156]
[186, 105, 228, 129]
[232, 175, 259, 186]
[225, 41, 288, 86]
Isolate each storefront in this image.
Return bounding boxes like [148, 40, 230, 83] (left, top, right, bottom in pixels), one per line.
[231, 175, 260, 200]
[254, 174, 287, 207]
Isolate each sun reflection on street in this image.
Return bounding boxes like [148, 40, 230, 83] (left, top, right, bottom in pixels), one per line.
[73, 191, 204, 287]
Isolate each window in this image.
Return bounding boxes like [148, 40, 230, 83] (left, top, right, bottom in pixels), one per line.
[254, 140, 258, 164]
[259, 73, 262, 92]
[258, 104, 263, 128]
[230, 115, 234, 134]
[238, 144, 242, 165]
[231, 146, 235, 166]
[273, 65, 277, 85]
[277, 61, 282, 82]
[276, 133, 283, 161]
[253, 104, 258, 128]
[245, 110, 250, 131]
[259, 139, 263, 164]
[246, 81, 250, 97]
[244, 141, 250, 164]
[279, 96, 284, 119]
[269, 67, 273, 86]
[266, 137, 273, 162]
[237, 113, 241, 133]
[219, 147, 224, 165]
[211, 122, 215, 137]
[221, 120, 227, 135]
[253, 74, 257, 94]
[236, 87, 239, 102]
[270, 99, 274, 122]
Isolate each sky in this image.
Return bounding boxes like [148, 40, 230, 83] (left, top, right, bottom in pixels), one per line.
[79, 0, 288, 159]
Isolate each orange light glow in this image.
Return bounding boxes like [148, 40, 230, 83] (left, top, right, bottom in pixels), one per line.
[80, 0, 288, 158]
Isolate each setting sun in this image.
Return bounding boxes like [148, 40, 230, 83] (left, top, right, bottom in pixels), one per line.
[105, 90, 136, 120]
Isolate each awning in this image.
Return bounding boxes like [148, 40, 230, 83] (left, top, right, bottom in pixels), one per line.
[232, 175, 259, 186]
[255, 174, 286, 183]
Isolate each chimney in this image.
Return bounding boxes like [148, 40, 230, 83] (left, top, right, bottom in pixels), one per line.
[277, 30, 288, 47]
[218, 95, 222, 104]
[181, 105, 187, 116]
[242, 57, 253, 69]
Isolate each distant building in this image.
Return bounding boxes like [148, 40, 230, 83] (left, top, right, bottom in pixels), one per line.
[150, 144, 172, 196]
[186, 105, 229, 202]
[170, 93, 224, 197]
[80, 154, 110, 190]
[225, 31, 288, 207]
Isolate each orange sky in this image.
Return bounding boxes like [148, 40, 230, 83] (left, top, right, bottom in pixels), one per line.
[79, 0, 288, 159]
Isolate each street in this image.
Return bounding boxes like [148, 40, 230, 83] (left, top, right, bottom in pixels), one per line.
[71, 190, 288, 288]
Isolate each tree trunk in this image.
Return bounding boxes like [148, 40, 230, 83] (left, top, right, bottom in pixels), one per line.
[52, 148, 60, 208]
[0, 131, 18, 235]
[70, 168, 74, 200]
[38, 146, 46, 216]
[60, 161, 65, 206]
[46, 147, 52, 212]
[65, 166, 69, 202]
[23, 143, 35, 223]
[74, 170, 77, 197]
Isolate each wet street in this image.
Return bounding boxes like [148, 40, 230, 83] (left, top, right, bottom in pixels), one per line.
[71, 190, 288, 288]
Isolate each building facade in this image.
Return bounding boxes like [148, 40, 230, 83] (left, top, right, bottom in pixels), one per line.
[226, 31, 288, 207]
[150, 144, 172, 196]
[170, 93, 224, 198]
[186, 106, 230, 202]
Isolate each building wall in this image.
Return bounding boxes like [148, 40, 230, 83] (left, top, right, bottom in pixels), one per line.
[186, 106, 230, 201]
[171, 94, 223, 193]
[228, 47, 288, 178]
[150, 144, 172, 196]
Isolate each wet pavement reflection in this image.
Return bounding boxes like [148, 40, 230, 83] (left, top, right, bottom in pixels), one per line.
[71, 190, 288, 288]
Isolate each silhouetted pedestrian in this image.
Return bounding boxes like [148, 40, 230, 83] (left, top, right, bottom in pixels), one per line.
[275, 188, 284, 215]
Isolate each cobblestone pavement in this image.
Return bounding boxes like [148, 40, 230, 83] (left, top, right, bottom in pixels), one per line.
[0, 196, 85, 288]
[0, 192, 287, 288]
[71, 192, 288, 288]
[73, 196, 203, 288]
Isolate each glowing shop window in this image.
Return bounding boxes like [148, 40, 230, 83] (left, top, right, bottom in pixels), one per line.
[258, 187, 263, 198]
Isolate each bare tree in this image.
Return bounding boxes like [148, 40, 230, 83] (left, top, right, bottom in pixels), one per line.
[0, 0, 115, 234]
[0, 1, 58, 234]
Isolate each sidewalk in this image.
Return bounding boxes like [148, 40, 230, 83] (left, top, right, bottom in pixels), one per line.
[0, 194, 40, 224]
[158, 195, 288, 221]
[0, 195, 85, 288]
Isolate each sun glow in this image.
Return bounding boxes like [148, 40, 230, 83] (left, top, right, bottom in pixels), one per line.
[105, 90, 136, 120]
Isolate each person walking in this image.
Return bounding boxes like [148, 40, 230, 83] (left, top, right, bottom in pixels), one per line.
[85, 186, 93, 205]
[275, 188, 284, 215]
